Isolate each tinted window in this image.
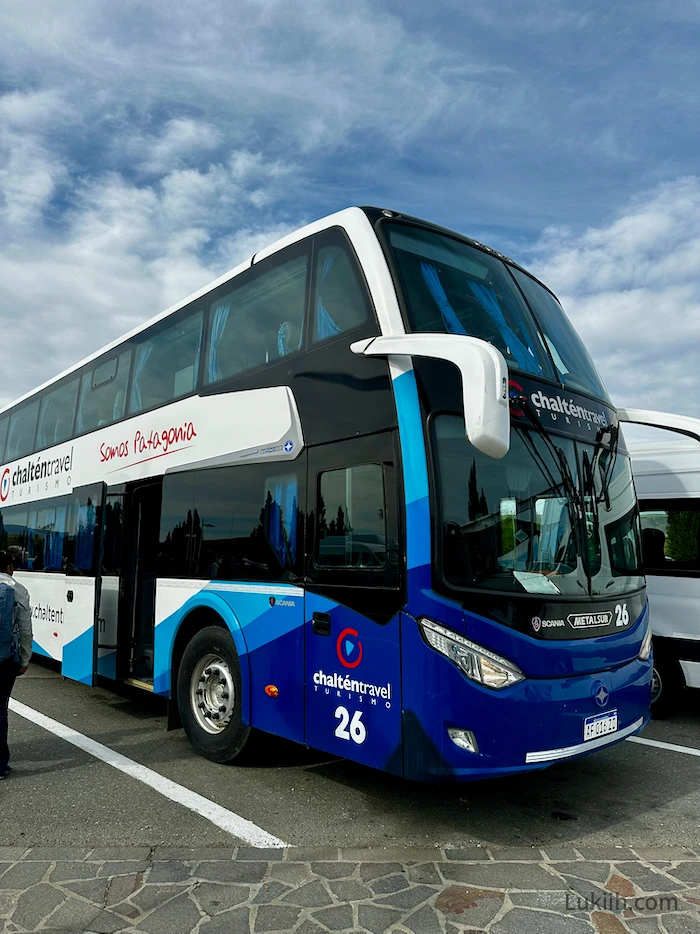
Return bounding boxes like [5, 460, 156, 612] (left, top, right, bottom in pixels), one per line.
[316, 464, 387, 568]
[27, 497, 69, 571]
[160, 465, 303, 581]
[206, 252, 308, 385]
[101, 493, 124, 575]
[6, 399, 40, 461]
[158, 472, 195, 577]
[386, 224, 553, 378]
[76, 350, 131, 434]
[63, 484, 102, 574]
[0, 504, 28, 568]
[510, 268, 610, 402]
[640, 501, 700, 575]
[0, 418, 8, 463]
[311, 234, 374, 344]
[36, 377, 79, 450]
[130, 310, 203, 414]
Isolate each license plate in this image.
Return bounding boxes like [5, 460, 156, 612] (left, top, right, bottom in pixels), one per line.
[584, 709, 618, 742]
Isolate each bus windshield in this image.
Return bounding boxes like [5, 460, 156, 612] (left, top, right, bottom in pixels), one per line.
[385, 223, 611, 404]
[432, 415, 644, 598]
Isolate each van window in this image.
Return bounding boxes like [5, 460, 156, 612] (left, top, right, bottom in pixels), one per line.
[130, 310, 203, 414]
[36, 377, 80, 450]
[206, 253, 308, 385]
[6, 399, 40, 461]
[76, 350, 131, 434]
[640, 501, 700, 575]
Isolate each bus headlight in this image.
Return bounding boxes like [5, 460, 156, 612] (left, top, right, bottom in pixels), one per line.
[419, 618, 525, 689]
[638, 620, 652, 661]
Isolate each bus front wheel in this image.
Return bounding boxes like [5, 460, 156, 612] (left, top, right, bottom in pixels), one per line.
[177, 625, 251, 762]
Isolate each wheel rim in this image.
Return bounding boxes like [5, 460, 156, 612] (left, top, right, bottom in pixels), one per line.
[651, 666, 662, 704]
[190, 654, 235, 734]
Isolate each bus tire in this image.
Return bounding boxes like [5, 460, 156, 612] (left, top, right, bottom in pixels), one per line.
[650, 650, 683, 719]
[177, 625, 251, 763]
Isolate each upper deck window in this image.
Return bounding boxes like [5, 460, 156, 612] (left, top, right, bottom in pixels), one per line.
[510, 268, 610, 403]
[76, 349, 131, 434]
[206, 253, 308, 385]
[36, 376, 80, 450]
[130, 310, 203, 414]
[311, 235, 374, 345]
[386, 225, 554, 379]
[6, 399, 40, 462]
[0, 418, 8, 464]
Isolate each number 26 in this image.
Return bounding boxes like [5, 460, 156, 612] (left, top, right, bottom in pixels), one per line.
[334, 706, 366, 744]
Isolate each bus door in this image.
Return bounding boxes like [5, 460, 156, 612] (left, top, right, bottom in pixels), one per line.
[120, 480, 162, 685]
[304, 434, 403, 774]
[62, 483, 104, 686]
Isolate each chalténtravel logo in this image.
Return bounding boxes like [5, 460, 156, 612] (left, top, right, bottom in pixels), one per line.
[336, 627, 363, 669]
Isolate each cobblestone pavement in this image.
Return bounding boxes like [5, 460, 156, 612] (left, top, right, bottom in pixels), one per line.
[1, 845, 699, 934]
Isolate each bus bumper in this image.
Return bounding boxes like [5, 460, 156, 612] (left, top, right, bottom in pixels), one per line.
[400, 618, 652, 782]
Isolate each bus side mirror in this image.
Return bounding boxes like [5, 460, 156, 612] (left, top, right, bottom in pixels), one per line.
[351, 334, 510, 458]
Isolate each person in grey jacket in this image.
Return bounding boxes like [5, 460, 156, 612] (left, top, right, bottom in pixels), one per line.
[0, 550, 32, 779]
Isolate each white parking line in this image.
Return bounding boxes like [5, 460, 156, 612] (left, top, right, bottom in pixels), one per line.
[627, 735, 700, 758]
[9, 699, 288, 848]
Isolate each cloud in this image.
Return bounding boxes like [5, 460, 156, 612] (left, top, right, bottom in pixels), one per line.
[524, 177, 700, 420]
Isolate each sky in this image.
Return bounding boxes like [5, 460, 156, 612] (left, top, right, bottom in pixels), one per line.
[1, 0, 700, 436]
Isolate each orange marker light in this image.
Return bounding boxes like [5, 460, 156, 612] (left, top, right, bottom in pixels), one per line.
[264, 684, 279, 698]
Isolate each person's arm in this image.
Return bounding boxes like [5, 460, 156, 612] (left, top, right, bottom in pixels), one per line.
[14, 593, 32, 674]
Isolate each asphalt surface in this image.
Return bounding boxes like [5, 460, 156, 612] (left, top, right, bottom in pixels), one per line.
[3, 659, 700, 850]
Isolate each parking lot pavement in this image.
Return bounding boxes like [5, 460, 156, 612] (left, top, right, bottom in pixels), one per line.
[1, 845, 700, 933]
[3, 661, 700, 932]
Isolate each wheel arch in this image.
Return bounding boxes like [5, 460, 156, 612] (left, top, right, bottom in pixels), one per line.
[157, 590, 251, 729]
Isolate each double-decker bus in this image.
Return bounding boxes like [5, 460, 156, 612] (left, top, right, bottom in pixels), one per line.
[0, 207, 655, 780]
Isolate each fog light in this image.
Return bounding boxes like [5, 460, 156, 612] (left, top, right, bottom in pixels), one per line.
[448, 728, 479, 753]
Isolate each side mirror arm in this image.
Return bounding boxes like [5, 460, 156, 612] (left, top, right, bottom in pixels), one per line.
[351, 334, 510, 458]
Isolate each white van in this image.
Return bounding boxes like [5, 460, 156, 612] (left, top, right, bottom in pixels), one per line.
[628, 441, 700, 716]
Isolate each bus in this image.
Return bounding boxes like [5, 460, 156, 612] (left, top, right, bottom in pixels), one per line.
[629, 434, 700, 716]
[0, 206, 656, 781]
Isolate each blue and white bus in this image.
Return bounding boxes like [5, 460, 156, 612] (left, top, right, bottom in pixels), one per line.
[0, 207, 654, 781]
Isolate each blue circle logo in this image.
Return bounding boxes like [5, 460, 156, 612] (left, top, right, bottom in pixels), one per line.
[284, 440, 294, 453]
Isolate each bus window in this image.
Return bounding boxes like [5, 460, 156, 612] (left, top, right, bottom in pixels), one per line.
[510, 267, 610, 402]
[386, 224, 552, 379]
[36, 377, 80, 450]
[316, 464, 387, 569]
[76, 350, 131, 434]
[158, 472, 195, 577]
[206, 253, 308, 385]
[640, 502, 700, 574]
[0, 417, 8, 464]
[6, 399, 40, 461]
[130, 310, 203, 415]
[311, 234, 374, 344]
[165, 465, 303, 581]
[0, 503, 29, 569]
[63, 484, 102, 575]
[27, 498, 68, 571]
